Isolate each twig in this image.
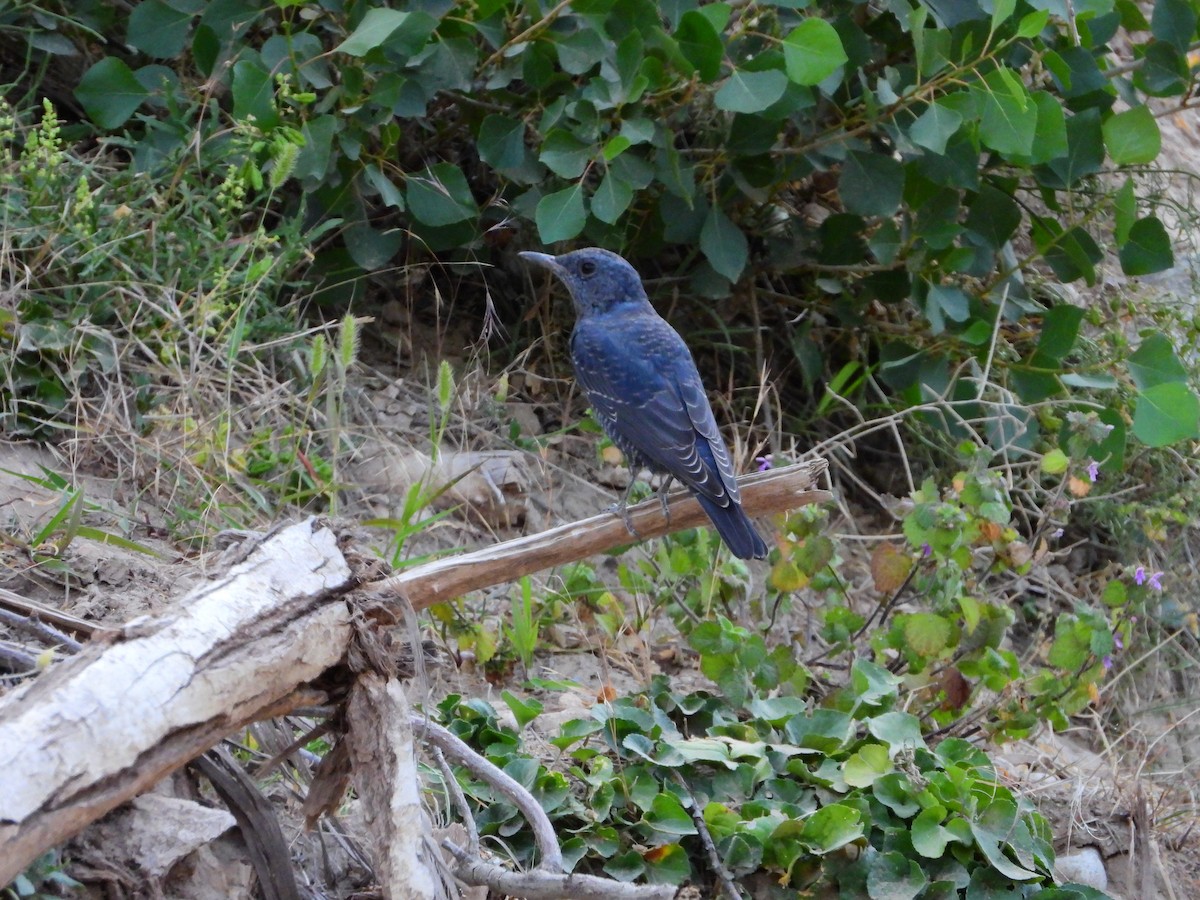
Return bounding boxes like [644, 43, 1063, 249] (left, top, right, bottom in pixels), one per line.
[441, 839, 676, 900]
[412, 715, 563, 873]
[0, 640, 36, 673]
[0, 607, 83, 653]
[367, 460, 831, 612]
[431, 746, 479, 858]
[676, 775, 746, 900]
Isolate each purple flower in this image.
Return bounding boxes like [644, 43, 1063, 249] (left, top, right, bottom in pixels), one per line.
[922, 543, 932, 558]
[1051, 528, 1064, 539]
[1148, 572, 1164, 591]
[1086, 460, 1100, 482]
[1113, 633, 1123, 651]
[1102, 655, 1113, 670]
[756, 455, 773, 472]
[1135, 566, 1146, 585]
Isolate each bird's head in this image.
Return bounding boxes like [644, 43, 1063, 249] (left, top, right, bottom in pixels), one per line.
[519, 247, 650, 317]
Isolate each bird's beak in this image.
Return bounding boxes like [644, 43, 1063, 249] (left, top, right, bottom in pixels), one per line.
[518, 251, 563, 276]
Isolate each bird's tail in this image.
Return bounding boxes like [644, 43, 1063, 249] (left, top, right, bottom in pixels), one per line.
[696, 495, 769, 560]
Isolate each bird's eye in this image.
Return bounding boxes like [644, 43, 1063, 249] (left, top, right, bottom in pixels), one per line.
[579, 260, 597, 276]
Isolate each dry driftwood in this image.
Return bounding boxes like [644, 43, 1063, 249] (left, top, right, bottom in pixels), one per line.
[0, 459, 830, 888]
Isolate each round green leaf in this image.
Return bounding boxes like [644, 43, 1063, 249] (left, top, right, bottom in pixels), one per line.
[127, 0, 193, 59]
[592, 171, 634, 224]
[909, 101, 963, 155]
[74, 57, 150, 129]
[676, 10, 723, 82]
[406, 163, 479, 226]
[715, 68, 788, 113]
[1118, 215, 1174, 275]
[535, 184, 588, 243]
[867, 849, 927, 900]
[1133, 382, 1200, 447]
[783, 19, 848, 86]
[840, 151, 904, 217]
[1127, 332, 1187, 389]
[1103, 106, 1161, 165]
[337, 8, 411, 56]
[478, 115, 527, 170]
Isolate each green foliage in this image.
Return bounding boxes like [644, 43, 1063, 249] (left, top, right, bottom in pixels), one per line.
[432, 673, 1108, 896]
[3, 850, 82, 899]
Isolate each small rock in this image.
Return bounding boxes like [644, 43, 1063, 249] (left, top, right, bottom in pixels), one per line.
[1055, 847, 1107, 891]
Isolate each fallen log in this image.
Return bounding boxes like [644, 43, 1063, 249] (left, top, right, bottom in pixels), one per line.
[0, 459, 830, 888]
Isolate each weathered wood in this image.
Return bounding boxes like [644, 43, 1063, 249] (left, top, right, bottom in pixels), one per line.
[0, 519, 355, 884]
[0, 459, 830, 887]
[367, 458, 830, 610]
[346, 675, 442, 900]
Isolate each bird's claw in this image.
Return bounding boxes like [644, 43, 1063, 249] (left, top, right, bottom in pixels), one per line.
[606, 501, 641, 538]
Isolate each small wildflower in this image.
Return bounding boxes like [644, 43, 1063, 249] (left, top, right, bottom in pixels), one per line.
[1086, 460, 1100, 482]
[1102, 656, 1113, 670]
[1113, 633, 1123, 651]
[1134, 566, 1146, 586]
[922, 543, 932, 558]
[756, 455, 773, 472]
[1051, 527, 1064, 539]
[1148, 572, 1164, 591]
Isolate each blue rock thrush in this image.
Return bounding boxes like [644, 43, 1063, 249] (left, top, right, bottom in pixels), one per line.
[520, 247, 769, 560]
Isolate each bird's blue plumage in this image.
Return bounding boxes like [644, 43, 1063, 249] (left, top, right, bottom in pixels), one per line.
[520, 247, 768, 560]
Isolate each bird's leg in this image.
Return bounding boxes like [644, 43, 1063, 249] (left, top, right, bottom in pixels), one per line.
[607, 476, 642, 537]
[656, 475, 674, 524]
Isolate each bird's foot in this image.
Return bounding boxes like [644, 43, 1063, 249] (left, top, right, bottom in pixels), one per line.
[606, 501, 641, 538]
[655, 476, 674, 524]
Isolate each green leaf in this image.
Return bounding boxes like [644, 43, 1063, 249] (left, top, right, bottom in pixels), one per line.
[965, 184, 1020, 250]
[74, 57, 150, 129]
[909, 101, 962, 155]
[478, 115, 526, 170]
[1152, 0, 1198, 52]
[715, 68, 789, 113]
[842, 743, 893, 787]
[1132, 382, 1200, 447]
[970, 800, 1041, 881]
[539, 129, 592, 179]
[867, 849, 927, 900]
[1041, 448, 1069, 474]
[231, 59, 279, 130]
[641, 793, 698, 836]
[867, 710, 924, 752]
[1127, 332, 1187, 389]
[1103, 106, 1161, 164]
[1017, 8, 1050, 37]
[902, 612, 953, 657]
[978, 77, 1036, 158]
[799, 803, 864, 852]
[840, 151, 904, 217]
[337, 8, 411, 56]
[535, 184, 588, 243]
[1029, 91, 1069, 164]
[700, 206, 748, 282]
[1037, 304, 1084, 361]
[343, 222, 402, 270]
[501, 690, 543, 729]
[912, 806, 956, 858]
[127, 0, 193, 59]
[1118, 216, 1174, 275]
[406, 163, 479, 226]
[783, 19, 848, 86]
[676, 9, 723, 82]
[592, 171, 634, 224]
[990, 0, 1017, 32]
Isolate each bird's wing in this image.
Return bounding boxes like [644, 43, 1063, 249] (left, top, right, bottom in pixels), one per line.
[571, 316, 741, 505]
